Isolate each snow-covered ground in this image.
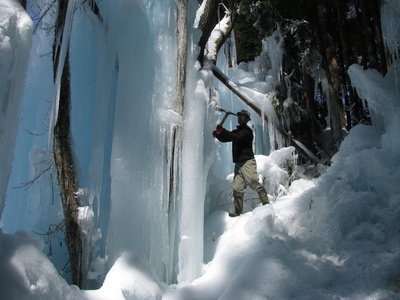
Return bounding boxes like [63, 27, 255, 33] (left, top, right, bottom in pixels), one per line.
[2, 121, 400, 299]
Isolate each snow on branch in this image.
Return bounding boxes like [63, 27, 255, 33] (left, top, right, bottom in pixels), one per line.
[205, 7, 233, 63]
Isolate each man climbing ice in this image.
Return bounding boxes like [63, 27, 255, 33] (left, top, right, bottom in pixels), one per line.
[213, 109, 270, 217]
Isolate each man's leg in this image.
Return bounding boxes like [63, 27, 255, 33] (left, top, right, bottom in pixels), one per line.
[241, 159, 270, 205]
[257, 190, 270, 205]
[230, 163, 246, 217]
[229, 196, 243, 217]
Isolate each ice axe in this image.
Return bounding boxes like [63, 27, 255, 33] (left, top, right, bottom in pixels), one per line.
[215, 107, 237, 126]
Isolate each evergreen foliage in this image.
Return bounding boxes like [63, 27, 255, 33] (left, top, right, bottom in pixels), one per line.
[231, 0, 389, 158]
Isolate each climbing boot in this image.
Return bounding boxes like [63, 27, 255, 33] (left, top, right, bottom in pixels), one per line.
[258, 190, 270, 205]
[229, 196, 243, 217]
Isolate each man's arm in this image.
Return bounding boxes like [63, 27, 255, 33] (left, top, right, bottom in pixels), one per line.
[213, 126, 230, 142]
[219, 127, 252, 143]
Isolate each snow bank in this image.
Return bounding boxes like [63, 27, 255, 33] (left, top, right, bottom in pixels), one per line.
[255, 146, 297, 197]
[0, 230, 170, 300]
[0, 229, 82, 299]
[83, 252, 169, 300]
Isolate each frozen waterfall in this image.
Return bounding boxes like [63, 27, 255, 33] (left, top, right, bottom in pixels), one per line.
[2, 0, 252, 287]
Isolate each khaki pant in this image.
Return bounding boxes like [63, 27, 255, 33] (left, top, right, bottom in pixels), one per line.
[233, 158, 265, 197]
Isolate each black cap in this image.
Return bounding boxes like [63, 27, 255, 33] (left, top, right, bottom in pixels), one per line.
[237, 109, 251, 120]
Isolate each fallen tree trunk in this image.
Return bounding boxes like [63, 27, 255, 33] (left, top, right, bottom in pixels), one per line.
[209, 62, 325, 165]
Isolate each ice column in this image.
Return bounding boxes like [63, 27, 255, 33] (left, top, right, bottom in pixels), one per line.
[0, 1, 33, 218]
[178, 67, 211, 283]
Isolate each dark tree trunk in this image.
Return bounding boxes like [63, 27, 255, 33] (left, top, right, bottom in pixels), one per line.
[302, 68, 321, 147]
[19, 0, 27, 9]
[359, 0, 379, 69]
[52, 0, 83, 287]
[303, 69, 316, 118]
[354, 0, 368, 70]
[53, 55, 83, 287]
[370, 0, 388, 74]
[334, 0, 353, 130]
[317, 0, 343, 153]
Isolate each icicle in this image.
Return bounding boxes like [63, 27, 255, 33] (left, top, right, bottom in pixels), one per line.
[381, 0, 400, 60]
[266, 24, 284, 83]
[230, 29, 238, 71]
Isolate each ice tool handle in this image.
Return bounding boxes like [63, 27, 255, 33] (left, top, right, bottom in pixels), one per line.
[215, 107, 237, 126]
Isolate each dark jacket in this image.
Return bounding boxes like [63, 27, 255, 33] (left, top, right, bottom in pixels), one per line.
[215, 124, 255, 163]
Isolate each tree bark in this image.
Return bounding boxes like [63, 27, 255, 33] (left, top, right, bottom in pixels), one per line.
[52, 0, 83, 287]
[167, 0, 188, 211]
[175, 0, 188, 115]
[53, 55, 83, 287]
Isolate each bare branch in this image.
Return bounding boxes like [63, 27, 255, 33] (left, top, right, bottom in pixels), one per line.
[33, 0, 57, 33]
[12, 162, 53, 190]
[26, 129, 48, 136]
[33, 220, 66, 259]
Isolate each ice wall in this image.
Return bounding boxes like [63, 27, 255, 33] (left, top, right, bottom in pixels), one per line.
[68, 0, 213, 286]
[2, 0, 74, 282]
[2, 0, 213, 287]
[2, 0, 282, 289]
[0, 0, 32, 218]
[68, 0, 178, 286]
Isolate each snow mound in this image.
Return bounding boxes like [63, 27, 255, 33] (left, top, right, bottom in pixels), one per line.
[0, 229, 82, 299]
[84, 252, 169, 300]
